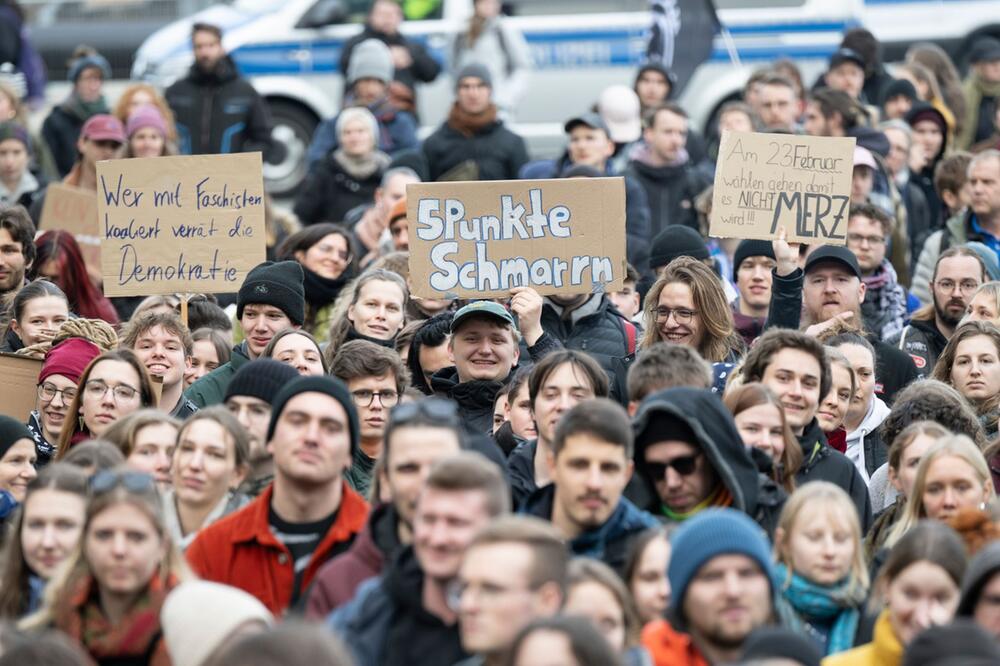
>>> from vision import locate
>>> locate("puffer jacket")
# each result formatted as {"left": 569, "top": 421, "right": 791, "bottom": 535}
{"left": 797, "top": 420, "right": 873, "bottom": 532}
{"left": 293, "top": 150, "right": 388, "bottom": 225}
{"left": 911, "top": 209, "right": 983, "bottom": 304}
{"left": 629, "top": 387, "right": 786, "bottom": 535}
{"left": 888, "top": 318, "right": 948, "bottom": 378}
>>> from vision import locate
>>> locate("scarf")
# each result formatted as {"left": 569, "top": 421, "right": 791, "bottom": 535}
{"left": 302, "top": 266, "right": 350, "bottom": 309}
{"left": 774, "top": 563, "right": 862, "bottom": 655}
{"left": 345, "top": 324, "right": 396, "bottom": 348}
{"left": 446, "top": 102, "right": 498, "bottom": 137}
{"left": 862, "top": 261, "right": 907, "bottom": 340}
{"left": 332, "top": 148, "right": 391, "bottom": 181}
{"left": 61, "top": 92, "right": 109, "bottom": 122}
{"left": 56, "top": 571, "right": 177, "bottom": 663}
{"left": 959, "top": 73, "right": 1000, "bottom": 150}
{"left": 660, "top": 485, "right": 732, "bottom": 522}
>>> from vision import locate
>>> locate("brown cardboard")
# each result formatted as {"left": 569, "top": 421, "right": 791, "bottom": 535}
{"left": 39, "top": 183, "right": 101, "bottom": 272}
{"left": 96, "top": 153, "right": 267, "bottom": 297}
{"left": 710, "top": 131, "right": 856, "bottom": 245}
{"left": 0, "top": 353, "right": 43, "bottom": 422}
{"left": 406, "top": 178, "right": 626, "bottom": 299}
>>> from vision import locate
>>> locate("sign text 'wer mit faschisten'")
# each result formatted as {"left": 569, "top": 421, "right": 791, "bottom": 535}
{"left": 406, "top": 178, "right": 626, "bottom": 300}
{"left": 96, "top": 152, "right": 266, "bottom": 297}
{"left": 710, "top": 131, "right": 856, "bottom": 245}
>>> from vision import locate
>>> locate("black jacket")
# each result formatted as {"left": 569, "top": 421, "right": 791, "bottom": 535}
{"left": 294, "top": 152, "right": 385, "bottom": 225}
{"left": 507, "top": 439, "right": 537, "bottom": 509}
{"left": 888, "top": 318, "right": 948, "bottom": 379}
{"left": 630, "top": 387, "right": 786, "bottom": 536}
{"left": 796, "top": 420, "right": 873, "bottom": 531}
{"left": 421, "top": 118, "right": 528, "bottom": 182}
{"left": 165, "top": 56, "right": 273, "bottom": 157}
{"left": 624, "top": 155, "right": 709, "bottom": 235}
{"left": 41, "top": 101, "right": 91, "bottom": 177}
{"left": 340, "top": 26, "right": 441, "bottom": 96}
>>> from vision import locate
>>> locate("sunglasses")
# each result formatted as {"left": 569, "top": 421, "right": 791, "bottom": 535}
{"left": 645, "top": 452, "right": 702, "bottom": 479}
{"left": 390, "top": 398, "right": 460, "bottom": 426}
{"left": 89, "top": 470, "right": 158, "bottom": 495}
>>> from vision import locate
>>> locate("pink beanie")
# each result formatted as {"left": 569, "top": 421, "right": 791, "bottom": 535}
{"left": 126, "top": 104, "right": 168, "bottom": 139}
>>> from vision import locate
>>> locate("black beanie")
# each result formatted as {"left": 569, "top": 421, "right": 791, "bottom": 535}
{"left": 267, "top": 375, "right": 359, "bottom": 454}
{"left": 0, "top": 415, "right": 33, "bottom": 460}
{"left": 225, "top": 358, "right": 301, "bottom": 405}
{"left": 902, "top": 620, "right": 1000, "bottom": 666}
{"left": 237, "top": 261, "right": 305, "bottom": 326}
{"left": 649, "top": 225, "right": 709, "bottom": 272}
{"left": 732, "top": 239, "right": 776, "bottom": 281}
{"left": 742, "top": 627, "right": 821, "bottom": 666}
{"left": 883, "top": 78, "right": 917, "bottom": 105}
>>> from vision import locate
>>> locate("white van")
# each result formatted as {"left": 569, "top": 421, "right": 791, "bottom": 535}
{"left": 132, "top": 0, "right": 999, "bottom": 195}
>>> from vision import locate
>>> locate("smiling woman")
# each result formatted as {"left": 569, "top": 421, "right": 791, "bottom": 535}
{"left": 0, "top": 280, "right": 69, "bottom": 353}
{"left": 0, "top": 416, "right": 38, "bottom": 504}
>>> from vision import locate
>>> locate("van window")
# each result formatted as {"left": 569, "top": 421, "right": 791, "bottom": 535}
{"left": 505, "top": 0, "right": 646, "bottom": 15}
{"left": 716, "top": 0, "right": 806, "bottom": 7}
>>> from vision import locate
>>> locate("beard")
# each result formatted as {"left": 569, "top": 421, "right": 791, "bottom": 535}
{"left": 0, "top": 264, "right": 24, "bottom": 293}
{"left": 934, "top": 293, "right": 966, "bottom": 328}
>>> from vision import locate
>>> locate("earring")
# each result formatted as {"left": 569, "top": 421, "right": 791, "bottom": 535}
{"left": 78, "top": 415, "right": 85, "bottom": 432}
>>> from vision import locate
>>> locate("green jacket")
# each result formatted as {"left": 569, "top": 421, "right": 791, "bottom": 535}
{"left": 184, "top": 343, "right": 251, "bottom": 408}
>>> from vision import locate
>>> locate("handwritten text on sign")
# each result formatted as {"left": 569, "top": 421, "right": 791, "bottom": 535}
{"left": 710, "top": 131, "right": 856, "bottom": 245}
{"left": 407, "top": 178, "right": 626, "bottom": 299}
{"left": 96, "top": 153, "right": 266, "bottom": 297}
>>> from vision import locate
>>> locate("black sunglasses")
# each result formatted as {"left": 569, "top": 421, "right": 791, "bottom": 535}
{"left": 390, "top": 398, "right": 459, "bottom": 426}
{"left": 645, "top": 452, "right": 702, "bottom": 479}
{"left": 89, "top": 470, "right": 158, "bottom": 495}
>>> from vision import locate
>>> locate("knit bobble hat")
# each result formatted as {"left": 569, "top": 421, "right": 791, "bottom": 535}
{"left": 39, "top": 338, "right": 101, "bottom": 385}
{"left": 161, "top": 581, "right": 274, "bottom": 666}
{"left": 0, "top": 415, "right": 34, "bottom": 460}
{"left": 224, "top": 358, "right": 301, "bottom": 405}
{"left": 732, "top": 239, "right": 776, "bottom": 281}
{"left": 668, "top": 508, "right": 773, "bottom": 622}
{"left": 267, "top": 375, "right": 359, "bottom": 454}
{"left": 347, "top": 38, "right": 394, "bottom": 86}
{"left": 67, "top": 52, "right": 111, "bottom": 83}
{"left": 455, "top": 63, "right": 493, "bottom": 90}
{"left": 125, "top": 104, "right": 168, "bottom": 139}
{"left": 649, "top": 225, "right": 709, "bottom": 271}
{"left": 237, "top": 260, "right": 305, "bottom": 326}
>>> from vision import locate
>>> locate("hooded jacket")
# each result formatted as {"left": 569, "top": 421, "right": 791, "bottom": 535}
{"left": 630, "top": 387, "right": 785, "bottom": 535}
{"left": 888, "top": 317, "right": 948, "bottom": 378}
{"left": 430, "top": 367, "right": 505, "bottom": 436}
{"left": 293, "top": 149, "right": 389, "bottom": 224}
{"left": 329, "top": 546, "right": 467, "bottom": 666}
{"left": 796, "top": 420, "right": 873, "bottom": 531}
{"left": 624, "top": 142, "right": 709, "bottom": 234}
{"left": 165, "top": 55, "right": 273, "bottom": 157}
{"left": 522, "top": 484, "right": 658, "bottom": 574}
{"left": 845, "top": 396, "right": 891, "bottom": 480}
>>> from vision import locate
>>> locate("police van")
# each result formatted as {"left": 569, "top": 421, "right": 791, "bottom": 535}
{"left": 132, "top": 0, "right": 1000, "bottom": 195}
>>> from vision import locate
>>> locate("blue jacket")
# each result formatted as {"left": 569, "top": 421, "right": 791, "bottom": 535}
{"left": 306, "top": 99, "right": 418, "bottom": 167}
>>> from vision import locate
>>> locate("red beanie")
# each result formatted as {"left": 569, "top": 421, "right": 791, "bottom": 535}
{"left": 38, "top": 338, "right": 101, "bottom": 385}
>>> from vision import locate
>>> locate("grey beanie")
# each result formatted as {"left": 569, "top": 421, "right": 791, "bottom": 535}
{"left": 455, "top": 63, "right": 492, "bottom": 90}
{"left": 347, "top": 38, "right": 394, "bottom": 86}
{"left": 67, "top": 53, "right": 112, "bottom": 83}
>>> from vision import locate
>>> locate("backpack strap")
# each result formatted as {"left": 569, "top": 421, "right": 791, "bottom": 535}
{"left": 621, "top": 318, "right": 638, "bottom": 355}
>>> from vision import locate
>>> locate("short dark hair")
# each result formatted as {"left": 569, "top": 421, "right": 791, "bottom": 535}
{"left": 119, "top": 311, "right": 194, "bottom": 356}
{"left": 468, "top": 516, "right": 569, "bottom": 597}
{"left": 849, "top": 202, "right": 894, "bottom": 237}
{"left": 807, "top": 87, "right": 864, "bottom": 130}
{"left": 627, "top": 343, "right": 712, "bottom": 401}
{"left": 624, "top": 263, "right": 640, "bottom": 285}
{"left": 190, "top": 327, "right": 231, "bottom": 368}
{"left": 407, "top": 312, "right": 454, "bottom": 395}
{"left": 552, "top": 398, "right": 633, "bottom": 459}
{"left": 643, "top": 101, "right": 688, "bottom": 129}
{"left": 186, "top": 295, "right": 233, "bottom": 332}
{"left": 0, "top": 204, "right": 36, "bottom": 270}
{"left": 424, "top": 452, "right": 510, "bottom": 518}
{"left": 276, "top": 223, "right": 354, "bottom": 266}
{"left": 528, "top": 350, "right": 610, "bottom": 409}
{"left": 933, "top": 246, "right": 987, "bottom": 284}
{"left": 934, "top": 152, "right": 973, "bottom": 196}
{"left": 331, "top": 339, "right": 410, "bottom": 394}
{"left": 191, "top": 22, "right": 222, "bottom": 41}
{"left": 742, "top": 328, "right": 832, "bottom": 401}
{"left": 760, "top": 73, "right": 796, "bottom": 92}
{"left": 505, "top": 616, "right": 622, "bottom": 666}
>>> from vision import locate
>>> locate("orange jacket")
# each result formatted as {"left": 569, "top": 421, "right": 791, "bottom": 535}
{"left": 642, "top": 619, "right": 711, "bottom": 666}
{"left": 186, "top": 482, "right": 369, "bottom": 616}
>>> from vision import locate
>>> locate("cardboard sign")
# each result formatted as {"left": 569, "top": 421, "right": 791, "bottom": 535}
{"left": 0, "top": 353, "right": 43, "bottom": 422}
{"left": 39, "top": 183, "right": 101, "bottom": 272}
{"left": 710, "top": 131, "right": 856, "bottom": 245}
{"left": 407, "top": 178, "right": 626, "bottom": 299}
{"left": 96, "top": 153, "right": 267, "bottom": 297}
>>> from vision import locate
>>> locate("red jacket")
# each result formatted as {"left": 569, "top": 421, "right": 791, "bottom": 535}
{"left": 642, "top": 619, "right": 710, "bottom": 666}
{"left": 186, "top": 481, "right": 369, "bottom": 616}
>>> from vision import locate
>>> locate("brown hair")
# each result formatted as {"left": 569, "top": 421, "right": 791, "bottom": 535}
{"left": 931, "top": 321, "right": 1000, "bottom": 432}
{"left": 191, "top": 22, "right": 222, "bottom": 41}
{"left": 552, "top": 398, "right": 633, "bottom": 459}
{"left": 641, "top": 257, "right": 742, "bottom": 362}
{"left": 849, "top": 202, "right": 894, "bottom": 237}
{"left": 627, "top": 343, "right": 712, "bottom": 402}
{"left": 423, "top": 452, "right": 510, "bottom": 518}
{"left": 874, "top": 520, "right": 967, "bottom": 613}
{"left": 887, "top": 421, "right": 951, "bottom": 471}
{"left": 567, "top": 557, "right": 643, "bottom": 647}
{"left": 177, "top": 405, "right": 252, "bottom": 469}
{"left": 99, "top": 409, "right": 181, "bottom": 459}
{"left": 643, "top": 101, "right": 688, "bottom": 129}
{"left": 741, "top": 328, "right": 832, "bottom": 402}
{"left": 934, "top": 151, "right": 973, "bottom": 196}
{"left": 119, "top": 310, "right": 193, "bottom": 356}
{"left": 263, "top": 328, "right": 328, "bottom": 374}
{"left": 723, "top": 383, "right": 801, "bottom": 493}
{"left": 879, "top": 379, "right": 988, "bottom": 451}
{"left": 330, "top": 339, "right": 410, "bottom": 394}
{"left": 528, "top": 350, "right": 609, "bottom": 408}
{"left": 112, "top": 83, "right": 178, "bottom": 141}
{"left": 469, "top": 516, "right": 569, "bottom": 599}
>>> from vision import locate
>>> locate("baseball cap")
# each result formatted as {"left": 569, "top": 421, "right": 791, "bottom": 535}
{"left": 81, "top": 114, "right": 126, "bottom": 144}
{"left": 597, "top": 85, "right": 641, "bottom": 143}
{"left": 564, "top": 111, "right": 610, "bottom": 136}
{"left": 853, "top": 145, "right": 877, "bottom": 170}
{"left": 804, "top": 245, "right": 862, "bottom": 280}
{"left": 829, "top": 47, "right": 866, "bottom": 70}
{"left": 451, "top": 301, "right": 517, "bottom": 333}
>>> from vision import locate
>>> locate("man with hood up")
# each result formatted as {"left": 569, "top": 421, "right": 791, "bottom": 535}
{"left": 629, "top": 386, "right": 786, "bottom": 536}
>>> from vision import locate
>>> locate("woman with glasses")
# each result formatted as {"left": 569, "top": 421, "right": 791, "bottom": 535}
{"left": 326, "top": 269, "right": 409, "bottom": 355}
{"left": 20, "top": 469, "right": 188, "bottom": 664}
{"left": 102, "top": 410, "right": 181, "bottom": 490}
{"left": 162, "top": 408, "right": 251, "bottom": 550}
{"left": 28, "top": 338, "right": 101, "bottom": 466}
{"left": 932, "top": 321, "right": 1000, "bottom": 438}
{"left": 278, "top": 224, "right": 355, "bottom": 344}
{"left": 0, "top": 416, "right": 39, "bottom": 507}
{"left": 0, "top": 464, "right": 88, "bottom": 619}
{"left": 54, "top": 350, "right": 156, "bottom": 461}
{"left": 0, "top": 280, "right": 69, "bottom": 354}
{"left": 263, "top": 329, "right": 327, "bottom": 376}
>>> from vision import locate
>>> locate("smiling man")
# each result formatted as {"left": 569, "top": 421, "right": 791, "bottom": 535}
{"left": 186, "top": 260, "right": 304, "bottom": 408}
{"left": 187, "top": 375, "right": 369, "bottom": 615}
{"left": 121, "top": 311, "right": 197, "bottom": 418}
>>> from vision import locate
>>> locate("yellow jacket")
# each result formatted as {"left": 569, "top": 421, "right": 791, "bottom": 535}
{"left": 823, "top": 611, "right": 902, "bottom": 666}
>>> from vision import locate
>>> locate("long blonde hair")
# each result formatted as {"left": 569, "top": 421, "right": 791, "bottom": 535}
{"left": 775, "top": 482, "right": 869, "bottom": 598}
{"left": 885, "top": 435, "right": 995, "bottom": 548}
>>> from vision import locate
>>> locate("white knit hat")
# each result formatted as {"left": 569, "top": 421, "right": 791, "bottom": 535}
{"left": 161, "top": 581, "right": 274, "bottom": 666}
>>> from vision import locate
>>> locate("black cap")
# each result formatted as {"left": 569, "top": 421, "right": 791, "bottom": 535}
{"left": 970, "top": 36, "right": 1000, "bottom": 64}
{"left": 649, "top": 225, "right": 709, "bottom": 271}
{"left": 564, "top": 111, "right": 609, "bottom": 135}
{"left": 829, "top": 47, "right": 866, "bottom": 70}
{"left": 742, "top": 627, "right": 822, "bottom": 666}
{"left": 804, "top": 245, "right": 862, "bottom": 279}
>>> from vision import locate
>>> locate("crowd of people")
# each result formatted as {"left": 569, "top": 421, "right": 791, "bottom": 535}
{"left": 1, "top": 0, "right": 1000, "bottom": 664}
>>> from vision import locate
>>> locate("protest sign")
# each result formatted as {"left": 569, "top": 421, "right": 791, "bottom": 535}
{"left": 0, "top": 353, "right": 42, "bottom": 422}
{"left": 710, "top": 131, "right": 856, "bottom": 245}
{"left": 96, "top": 153, "right": 266, "bottom": 297}
{"left": 39, "top": 183, "right": 101, "bottom": 272}
{"left": 407, "top": 178, "right": 626, "bottom": 299}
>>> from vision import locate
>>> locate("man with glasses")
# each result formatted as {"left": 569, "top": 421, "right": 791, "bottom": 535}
{"left": 847, "top": 203, "right": 910, "bottom": 341}
{"left": 893, "top": 246, "right": 987, "bottom": 376}
{"left": 523, "top": 398, "right": 656, "bottom": 573}
{"left": 331, "top": 453, "right": 509, "bottom": 666}
{"left": 330, "top": 339, "right": 410, "bottom": 498}
{"left": 631, "top": 386, "right": 784, "bottom": 534}
{"left": 307, "top": 398, "right": 464, "bottom": 618}
{"left": 27, "top": 338, "right": 100, "bottom": 465}
{"left": 454, "top": 516, "right": 567, "bottom": 666}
